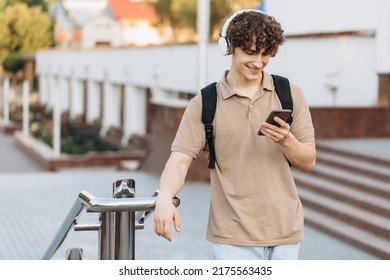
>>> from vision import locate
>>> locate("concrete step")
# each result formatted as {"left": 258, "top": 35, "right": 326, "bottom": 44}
{"left": 294, "top": 139, "right": 390, "bottom": 259}
{"left": 309, "top": 164, "right": 390, "bottom": 199}
{"left": 293, "top": 170, "right": 390, "bottom": 218}
{"left": 316, "top": 140, "right": 390, "bottom": 168}
{"left": 303, "top": 207, "right": 390, "bottom": 259}
{"left": 316, "top": 149, "right": 390, "bottom": 182}
{"left": 298, "top": 187, "right": 390, "bottom": 239}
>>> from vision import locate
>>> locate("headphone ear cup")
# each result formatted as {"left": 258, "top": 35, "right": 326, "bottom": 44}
{"left": 218, "top": 36, "right": 229, "bottom": 56}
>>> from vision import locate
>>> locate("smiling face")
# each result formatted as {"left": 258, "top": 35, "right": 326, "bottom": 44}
{"left": 222, "top": 11, "right": 284, "bottom": 85}
{"left": 230, "top": 43, "right": 271, "bottom": 83}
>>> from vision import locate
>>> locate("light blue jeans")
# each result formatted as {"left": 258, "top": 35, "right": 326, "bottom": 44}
{"left": 212, "top": 242, "right": 300, "bottom": 260}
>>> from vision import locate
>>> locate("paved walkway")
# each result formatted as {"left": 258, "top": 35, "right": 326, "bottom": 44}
{"left": 0, "top": 132, "right": 383, "bottom": 260}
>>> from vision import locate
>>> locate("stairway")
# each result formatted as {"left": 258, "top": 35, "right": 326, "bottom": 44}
{"left": 293, "top": 140, "right": 390, "bottom": 259}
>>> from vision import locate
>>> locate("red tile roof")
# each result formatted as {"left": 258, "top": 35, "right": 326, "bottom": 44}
{"left": 108, "top": 0, "right": 158, "bottom": 20}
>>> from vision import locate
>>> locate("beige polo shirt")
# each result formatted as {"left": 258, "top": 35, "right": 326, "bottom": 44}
{"left": 171, "top": 71, "right": 315, "bottom": 247}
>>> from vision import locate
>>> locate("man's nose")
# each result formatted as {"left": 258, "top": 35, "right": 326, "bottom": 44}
{"left": 253, "top": 55, "right": 264, "bottom": 67}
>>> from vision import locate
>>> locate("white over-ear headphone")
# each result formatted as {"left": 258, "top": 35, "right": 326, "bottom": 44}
{"left": 218, "top": 9, "right": 268, "bottom": 56}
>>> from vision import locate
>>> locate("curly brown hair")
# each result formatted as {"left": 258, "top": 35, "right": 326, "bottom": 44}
{"left": 222, "top": 11, "right": 285, "bottom": 57}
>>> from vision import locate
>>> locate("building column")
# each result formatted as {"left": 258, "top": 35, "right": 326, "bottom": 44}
{"left": 122, "top": 84, "right": 147, "bottom": 145}
{"left": 69, "top": 77, "right": 84, "bottom": 119}
{"left": 48, "top": 75, "right": 56, "bottom": 110}
{"left": 53, "top": 76, "right": 61, "bottom": 157}
{"left": 59, "top": 77, "right": 70, "bottom": 113}
{"left": 86, "top": 79, "right": 100, "bottom": 123}
{"left": 100, "top": 80, "right": 121, "bottom": 137}
{"left": 38, "top": 75, "right": 48, "bottom": 105}
{"left": 2, "top": 77, "right": 10, "bottom": 124}
{"left": 197, "top": 0, "right": 210, "bottom": 91}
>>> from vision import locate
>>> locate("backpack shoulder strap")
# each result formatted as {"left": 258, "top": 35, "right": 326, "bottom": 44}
{"left": 201, "top": 82, "right": 217, "bottom": 169}
{"left": 271, "top": 74, "right": 293, "bottom": 167}
{"left": 271, "top": 74, "right": 293, "bottom": 125}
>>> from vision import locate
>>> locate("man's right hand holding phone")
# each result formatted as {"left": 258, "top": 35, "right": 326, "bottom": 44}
{"left": 258, "top": 109, "right": 292, "bottom": 144}
{"left": 258, "top": 109, "right": 316, "bottom": 173}
{"left": 258, "top": 109, "right": 292, "bottom": 143}
{"left": 259, "top": 116, "right": 292, "bottom": 144}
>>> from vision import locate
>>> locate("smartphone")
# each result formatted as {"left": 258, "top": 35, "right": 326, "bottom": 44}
{"left": 258, "top": 109, "right": 292, "bottom": 135}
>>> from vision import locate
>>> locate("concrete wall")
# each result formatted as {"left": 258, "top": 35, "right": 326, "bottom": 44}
{"left": 36, "top": 35, "right": 380, "bottom": 110}
{"left": 267, "top": 0, "right": 377, "bottom": 35}
{"left": 267, "top": 34, "right": 377, "bottom": 107}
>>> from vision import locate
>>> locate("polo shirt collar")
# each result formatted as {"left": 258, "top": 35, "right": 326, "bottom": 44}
{"left": 219, "top": 70, "right": 274, "bottom": 99}
{"left": 262, "top": 72, "right": 274, "bottom": 92}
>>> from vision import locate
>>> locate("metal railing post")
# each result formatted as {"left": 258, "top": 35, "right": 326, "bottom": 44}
{"left": 113, "top": 179, "right": 135, "bottom": 260}
{"left": 99, "top": 212, "right": 113, "bottom": 260}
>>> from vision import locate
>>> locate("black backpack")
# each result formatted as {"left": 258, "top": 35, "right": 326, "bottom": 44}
{"left": 201, "top": 74, "right": 293, "bottom": 169}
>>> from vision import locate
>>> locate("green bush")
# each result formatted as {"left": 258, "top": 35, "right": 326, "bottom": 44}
{"left": 28, "top": 108, "right": 120, "bottom": 155}
{"left": 2, "top": 53, "right": 24, "bottom": 73}
{"left": 60, "top": 121, "right": 119, "bottom": 155}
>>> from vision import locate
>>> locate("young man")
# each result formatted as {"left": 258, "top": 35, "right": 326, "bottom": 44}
{"left": 153, "top": 9, "right": 316, "bottom": 260}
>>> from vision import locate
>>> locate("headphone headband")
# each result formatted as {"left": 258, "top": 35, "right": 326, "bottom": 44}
{"left": 218, "top": 9, "right": 268, "bottom": 55}
{"left": 220, "top": 9, "right": 268, "bottom": 37}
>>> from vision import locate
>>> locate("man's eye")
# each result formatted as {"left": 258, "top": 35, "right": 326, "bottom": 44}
{"left": 245, "top": 50, "right": 257, "bottom": 55}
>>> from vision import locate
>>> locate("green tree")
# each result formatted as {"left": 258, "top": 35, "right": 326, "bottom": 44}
{"left": 153, "top": 0, "right": 261, "bottom": 42}
{"left": 212, "top": 0, "right": 262, "bottom": 36}
{"left": 155, "top": 0, "right": 173, "bottom": 24}
{"left": 0, "top": 0, "right": 49, "bottom": 11}
{"left": 171, "top": 0, "right": 197, "bottom": 28}
{"left": 210, "top": 0, "right": 233, "bottom": 36}
{"left": 27, "top": 0, "right": 49, "bottom": 11}
{"left": 0, "top": 2, "right": 53, "bottom": 63}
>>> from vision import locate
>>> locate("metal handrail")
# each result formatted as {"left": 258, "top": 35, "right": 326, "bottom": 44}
{"left": 79, "top": 191, "right": 159, "bottom": 212}
{"left": 42, "top": 188, "right": 179, "bottom": 260}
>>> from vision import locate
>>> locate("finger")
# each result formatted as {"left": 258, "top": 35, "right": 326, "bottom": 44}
{"left": 153, "top": 212, "right": 167, "bottom": 236}
{"left": 262, "top": 126, "right": 285, "bottom": 143}
{"left": 163, "top": 221, "right": 172, "bottom": 241}
{"left": 153, "top": 220, "right": 157, "bottom": 234}
{"left": 173, "top": 209, "right": 181, "bottom": 233}
{"left": 153, "top": 217, "right": 162, "bottom": 236}
{"left": 273, "top": 116, "right": 285, "bottom": 126}
{"left": 274, "top": 117, "right": 290, "bottom": 131}
{"left": 261, "top": 124, "right": 278, "bottom": 137}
